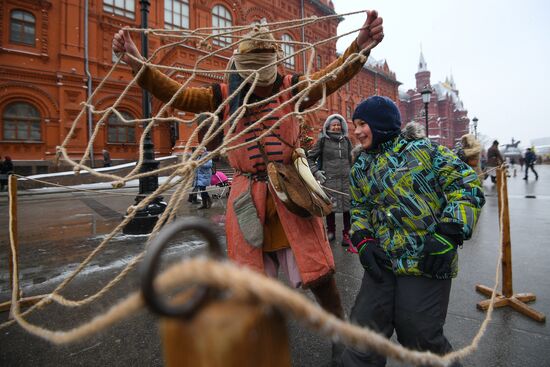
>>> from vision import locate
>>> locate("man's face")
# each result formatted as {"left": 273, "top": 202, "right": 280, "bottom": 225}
{"left": 353, "top": 119, "right": 373, "bottom": 149}
{"left": 328, "top": 119, "right": 342, "bottom": 133}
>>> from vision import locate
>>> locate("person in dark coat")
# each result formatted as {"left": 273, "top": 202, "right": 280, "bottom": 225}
{"left": 523, "top": 148, "right": 539, "bottom": 180}
{"left": 0, "top": 156, "right": 14, "bottom": 191}
{"left": 307, "top": 114, "right": 353, "bottom": 246}
{"left": 102, "top": 149, "right": 112, "bottom": 167}
{"left": 486, "top": 140, "right": 504, "bottom": 183}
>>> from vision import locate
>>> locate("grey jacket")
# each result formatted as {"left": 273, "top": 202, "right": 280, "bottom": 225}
{"left": 307, "top": 114, "right": 352, "bottom": 213}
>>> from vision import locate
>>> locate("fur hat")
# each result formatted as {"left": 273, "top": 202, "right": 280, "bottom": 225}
{"left": 454, "top": 134, "right": 481, "bottom": 162}
{"left": 236, "top": 26, "right": 280, "bottom": 54}
{"left": 352, "top": 96, "right": 402, "bottom": 148}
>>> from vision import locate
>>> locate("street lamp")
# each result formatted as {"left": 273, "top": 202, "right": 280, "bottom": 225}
{"left": 123, "top": 0, "right": 166, "bottom": 234}
{"left": 472, "top": 116, "right": 478, "bottom": 138}
{"left": 420, "top": 85, "right": 432, "bottom": 138}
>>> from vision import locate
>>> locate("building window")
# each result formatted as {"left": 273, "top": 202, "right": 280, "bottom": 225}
{"left": 316, "top": 55, "right": 322, "bottom": 69}
{"left": 281, "top": 34, "right": 295, "bottom": 69}
{"left": 2, "top": 102, "right": 41, "bottom": 141}
{"left": 10, "top": 10, "right": 36, "bottom": 46}
{"left": 165, "top": 0, "right": 189, "bottom": 29}
{"left": 212, "top": 5, "right": 232, "bottom": 47}
{"left": 103, "top": 0, "right": 135, "bottom": 19}
{"left": 346, "top": 105, "right": 352, "bottom": 120}
{"left": 107, "top": 111, "right": 136, "bottom": 143}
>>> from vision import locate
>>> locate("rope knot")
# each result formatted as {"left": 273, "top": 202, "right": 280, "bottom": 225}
{"left": 126, "top": 205, "right": 136, "bottom": 215}
{"left": 112, "top": 181, "right": 125, "bottom": 189}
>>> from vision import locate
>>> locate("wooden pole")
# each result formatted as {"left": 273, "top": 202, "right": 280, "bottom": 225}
{"left": 497, "top": 167, "right": 513, "bottom": 297}
{"left": 8, "top": 174, "right": 18, "bottom": 301}
{"left": 161, "top": 296, "right": 291, "bottom": 367}
{"left": 0, "top": 175, "right": 46, "bottom": 313}
{"left": 475, "top": 166, "right": 545, "bottom": 323}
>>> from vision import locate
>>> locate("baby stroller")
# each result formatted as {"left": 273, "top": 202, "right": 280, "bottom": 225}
{"left": 210, "top": 171, "right": 231, "bottom": 199}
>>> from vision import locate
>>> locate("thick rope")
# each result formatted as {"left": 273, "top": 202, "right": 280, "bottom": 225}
{"left": 2, "top": 16, "right": 373, "bottom": 316}
{"left": 2, "top": 11, "right": 506, "bottom": 366}
{"left": 4, "top": 176, "right": 505, "bottom": 366}
{"left": 6, "top": 255, "right": 502, "bottom": 367}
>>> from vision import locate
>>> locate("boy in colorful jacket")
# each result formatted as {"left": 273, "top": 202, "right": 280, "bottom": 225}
{"left": 341, "top": 96, "right": 485, "bottom": 367}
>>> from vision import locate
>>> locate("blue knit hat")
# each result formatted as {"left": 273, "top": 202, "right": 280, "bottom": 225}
{"left": 352, "top": 96, "right": 402, "bottom": 148}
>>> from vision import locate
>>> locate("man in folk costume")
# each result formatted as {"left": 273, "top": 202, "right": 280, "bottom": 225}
{"left": 113, "top": 9, "right": 383, "bottom": 349}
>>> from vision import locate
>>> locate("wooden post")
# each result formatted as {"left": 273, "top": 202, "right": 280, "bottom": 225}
{"left": 161, "top": 297, "right": 291, "bottom": 367}
{"left": 0, "top": 175, "right": 46, "bottom": 313}
{"left": 8, "top": 174, "right": 18, "bottom": 301}
{"left": 497, "top": 166, "right": 513, "bottom": 298}
{"left": 475, "top": 167, "right": 546, "bottom": 323}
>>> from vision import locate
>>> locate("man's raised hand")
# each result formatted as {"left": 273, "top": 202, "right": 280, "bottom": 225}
{"left": 356, "top": 10, "right": 384, "bottom": 50}
{"left": 112, "top": 29, "right": 142, "bottom": 71}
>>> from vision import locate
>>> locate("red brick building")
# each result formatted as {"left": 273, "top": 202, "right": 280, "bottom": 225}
{"left": 398, "top": 51, "right": 470, "bottom": 148}
{"left": 0, "top": 0, "right": 398, "bottom": 174}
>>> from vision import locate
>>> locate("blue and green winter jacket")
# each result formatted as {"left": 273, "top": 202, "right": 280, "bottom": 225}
{"left": 349, "top": 123, "right": 485, "bottom": 278}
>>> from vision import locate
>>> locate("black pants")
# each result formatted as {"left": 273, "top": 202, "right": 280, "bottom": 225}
{"left": 326, "top": 211, "right": 351, "bottom": 234}
{"left": 524, "top": 164, "right": 538, "bottom": 179}
{"left": 196, "top": 185, "right": 210, "bottom": 202}
{"left": 341, "top": 268, "right": 460, "bottom": 367}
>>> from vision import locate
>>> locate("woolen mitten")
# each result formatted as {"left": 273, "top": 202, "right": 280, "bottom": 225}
{"left": 233, "top": 188, "right": 263, "bottom": 248}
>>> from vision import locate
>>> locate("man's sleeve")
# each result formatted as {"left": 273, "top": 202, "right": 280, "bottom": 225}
{"left": 434, "top": 145, "right": 486, "bottom": 240}
{"left": 349, "top": 160, "right": 375, "bottom": 236}
{"left": 135, "top": 66, "right": 216, "bottom": 113}
{"left": 293, "top": 40, "right": 368, "bottom": 109}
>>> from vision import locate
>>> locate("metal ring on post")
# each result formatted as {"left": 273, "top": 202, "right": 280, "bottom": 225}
{"left": 140, "top": 217, "right": 224, "bottom": 318}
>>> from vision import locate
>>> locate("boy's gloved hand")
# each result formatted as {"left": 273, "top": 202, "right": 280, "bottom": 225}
{"left": 419, "top": 223, "right": 463, "bottom": 278}
{"left": 351, "top": 230, "right": 387, "bottom": 282}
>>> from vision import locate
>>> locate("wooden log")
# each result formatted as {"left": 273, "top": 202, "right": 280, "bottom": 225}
{"left": 508, "top": 297, "right": 546, "bottom": 323}
{"left": 515, "top": 293, "right": 537, "bottom": 303}
{"left": 161, "top": 297, "right": 291, "bottom": 367}
{"left": 476, "top": 296, "right": 508, "bottom": 311}
{"left": 475, "top": 284, "right": 502, "bottom": 298}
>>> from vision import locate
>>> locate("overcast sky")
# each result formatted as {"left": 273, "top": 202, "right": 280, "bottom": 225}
{"left": 333, "top": 0, "right": 550, "bottom": 148}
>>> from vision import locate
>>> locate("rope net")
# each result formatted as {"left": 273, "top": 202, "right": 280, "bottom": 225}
{"left": 2, "top": 11, "right": 502, "bottom": 366}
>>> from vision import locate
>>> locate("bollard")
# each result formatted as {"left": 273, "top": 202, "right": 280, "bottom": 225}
{"left": 161, "top": 297, "right": 291, "bottom": 367}
{"left": 141, "top": 217, "right": 292, "bottom": 366}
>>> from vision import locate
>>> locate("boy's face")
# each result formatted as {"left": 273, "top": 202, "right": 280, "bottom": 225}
{"left": 353, "top": 119, "right": 373, "bottom": 149}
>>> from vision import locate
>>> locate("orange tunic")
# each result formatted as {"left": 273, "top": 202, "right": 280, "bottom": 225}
{"left": 137, "top": 41, "right": 367, "bottom": 287}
